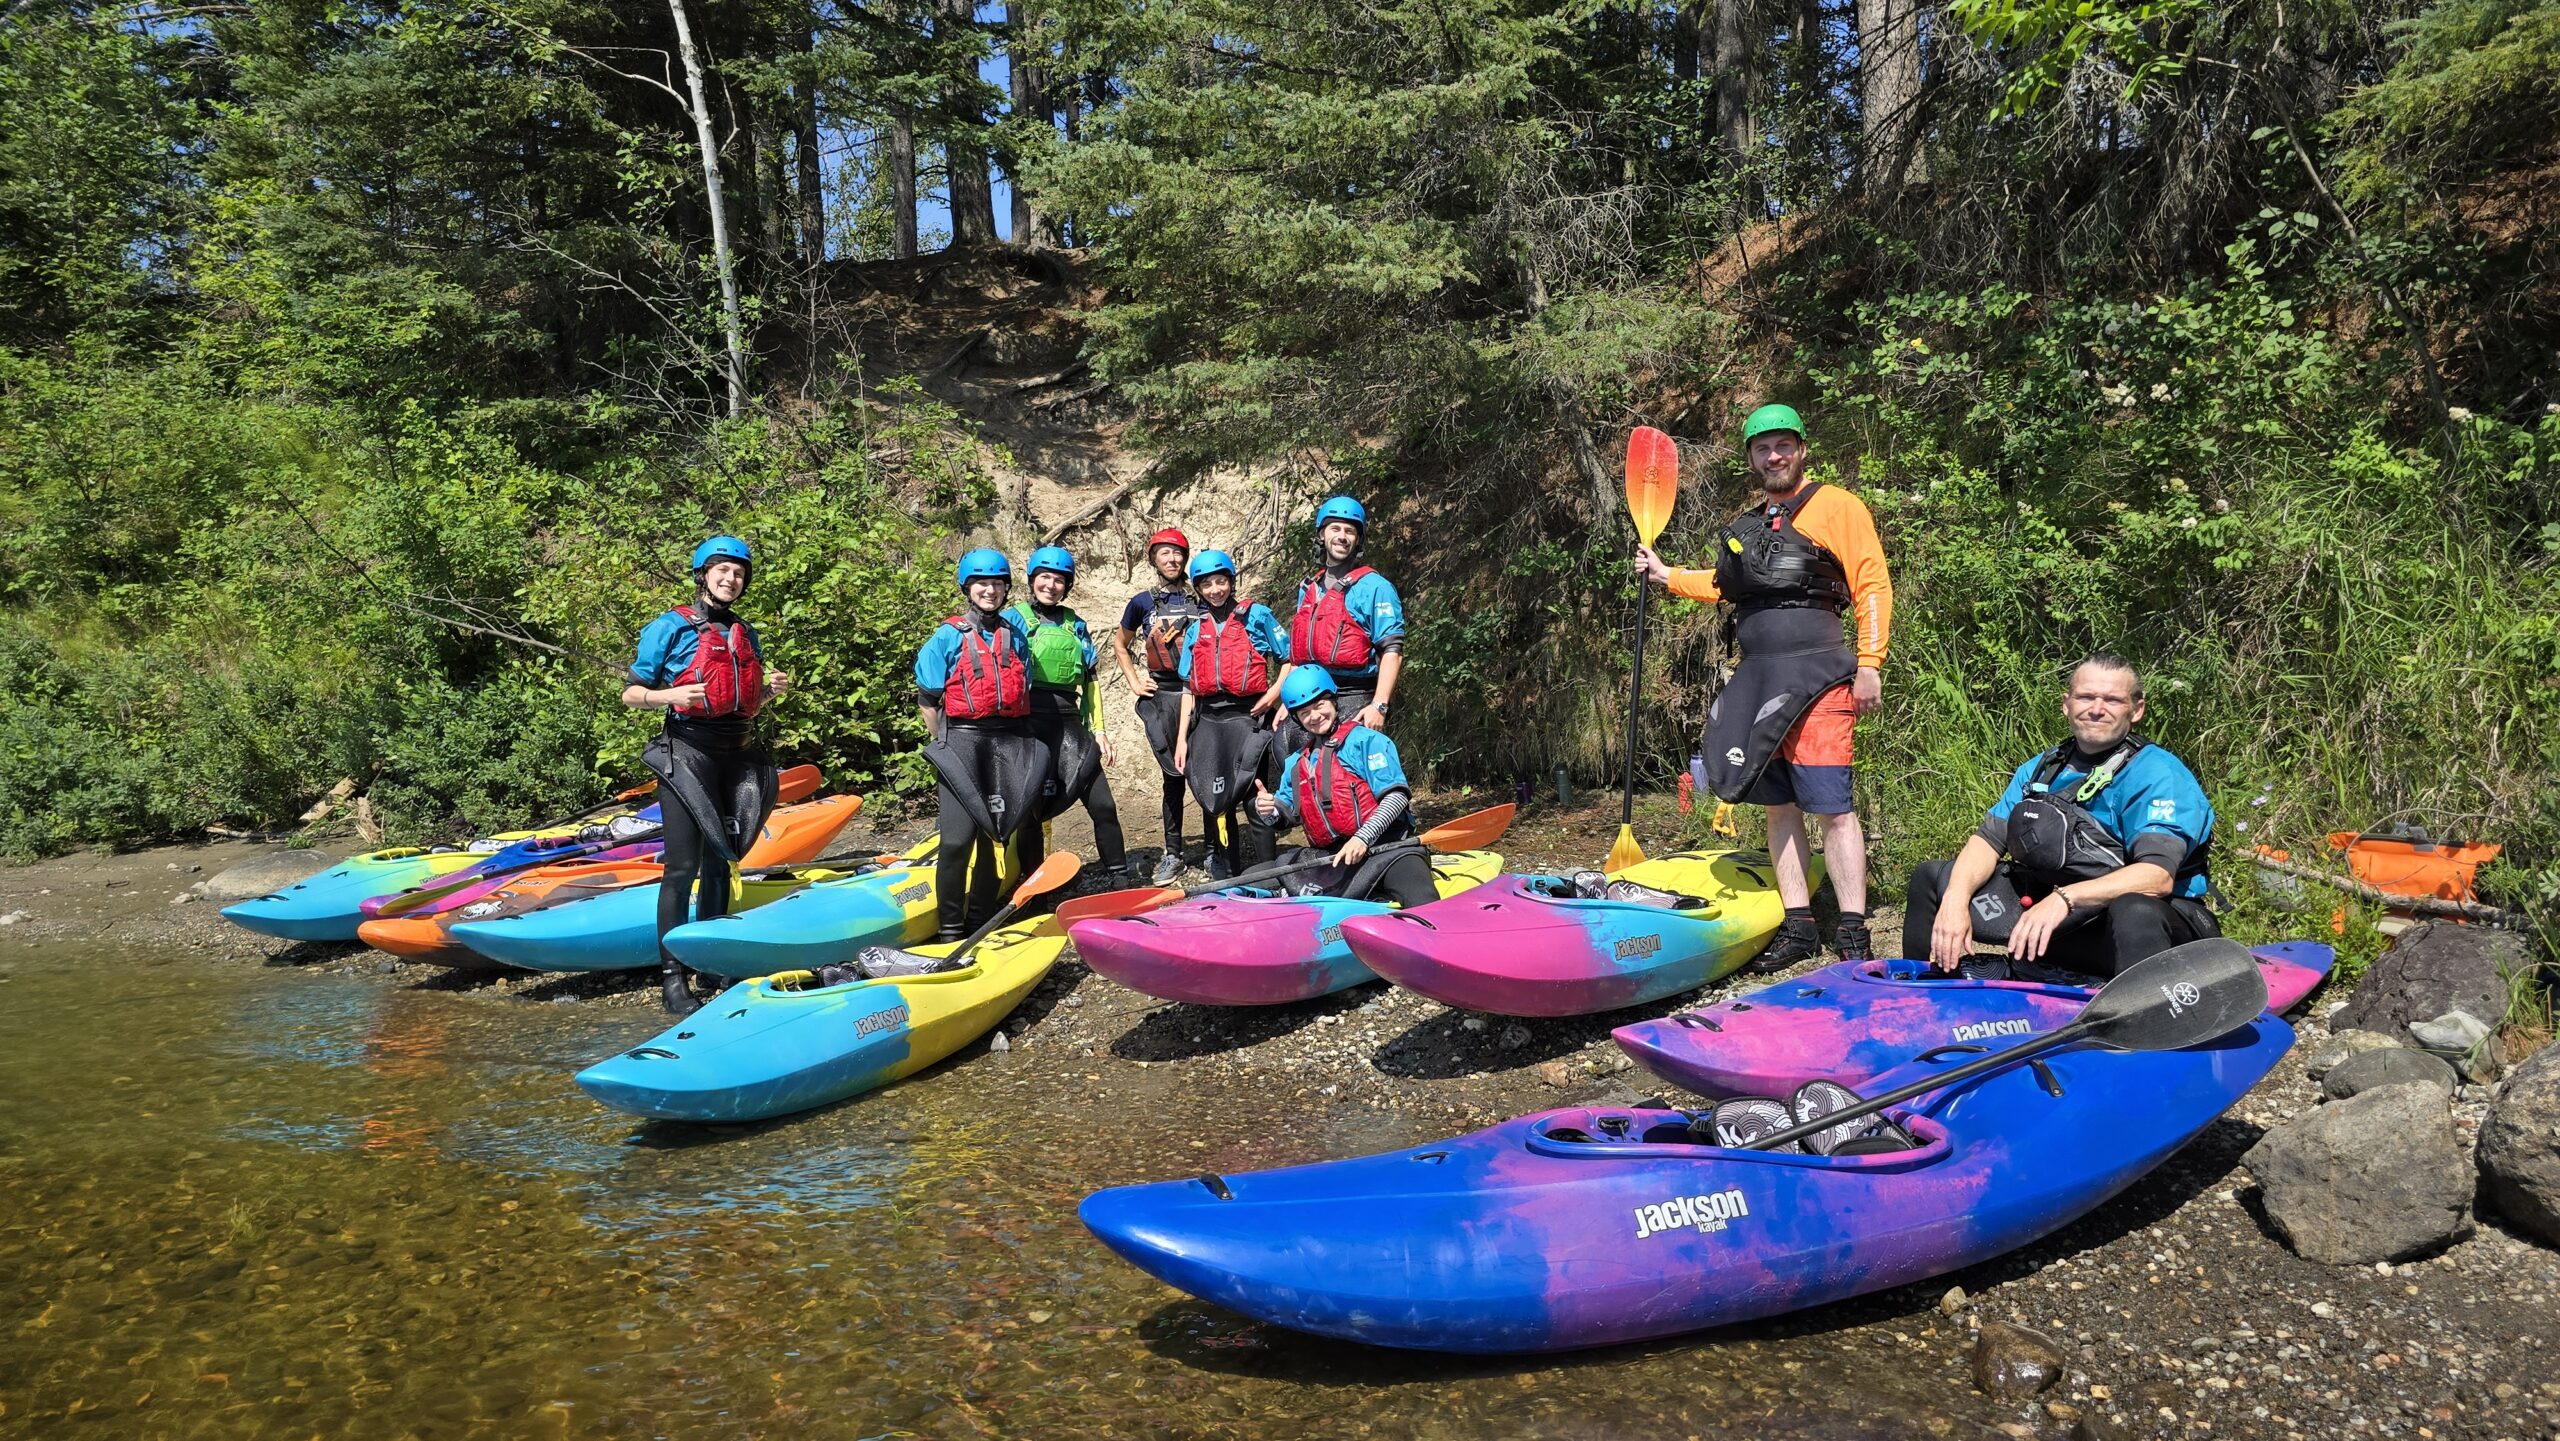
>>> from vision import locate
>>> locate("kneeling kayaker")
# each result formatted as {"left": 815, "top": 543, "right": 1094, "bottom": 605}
{"left": 1009, "top": 545, "right": 1129, "bottom": 879}
{"left": 915, "top": 549, "right": 1050, "bottom": 940}
{"left": 1171, "top": 549, "right": 1286, "bottom": 880}
{"left": 1250, "top": 667, "right": 1437, "bottom": 909}
{"left": 622, "top": 535, "right": 792, "bottom": 1014}
{"left": 1904, "top": 653, "right": 2218, "bottom": 978}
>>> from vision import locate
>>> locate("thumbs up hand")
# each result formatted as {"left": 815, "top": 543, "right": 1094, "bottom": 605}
{"left": 1252, "top": 778, "right": 1280, "bottom": 822}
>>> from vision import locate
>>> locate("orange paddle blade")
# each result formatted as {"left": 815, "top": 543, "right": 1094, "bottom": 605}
{"left": 1604, "top": 823, "right": 1647, "bottom": 875}
{"left": 1012, "top": 850, "right": 1083, "bottom": 904}
{"left": 1419, "top": 803, "right": 1517, "bottom": 853}
{"left": 1053, "top": 885, "right": 1182, "bottom": 926}
{"left": 1625, "top": 426, "right": 1679, "bottom": 547}
{"left": 775, "top": 765, "right": 824, "bottom": 805}
{"left": 614, "top": 779, "right": 660, "bottom": 802}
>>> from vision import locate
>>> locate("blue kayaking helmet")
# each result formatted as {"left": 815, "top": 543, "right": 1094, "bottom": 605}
{"left": 1026, "top": 545, "right": 1077, "bottom": 581}
{"left": 956, "top": 548, "right": 1013, "bottom": 589}
{"left": 1187, "top": 549, "right": 1238, "bottom": 583}
{"left": 1314, "top": 496, "right": 1368, "bottom": 534}
{"left": 1279, "top": 666, "right": 1339, "bottom": 713}
{"left": 691, "top": 535, "right": 752, "bottom": 576}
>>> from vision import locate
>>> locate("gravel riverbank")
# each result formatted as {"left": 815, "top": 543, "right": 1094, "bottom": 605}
{"left": 6, "top": 801, "right": 2555, "bottom": 1441}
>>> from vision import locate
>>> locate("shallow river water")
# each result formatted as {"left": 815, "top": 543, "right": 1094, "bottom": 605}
{"left": 1, "top": 941, "right": 2031, "bottom": 1439}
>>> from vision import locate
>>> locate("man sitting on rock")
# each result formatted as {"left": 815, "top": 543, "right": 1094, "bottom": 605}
{"left": 1905, "top": 654, "right": 2218, "bottom": 979}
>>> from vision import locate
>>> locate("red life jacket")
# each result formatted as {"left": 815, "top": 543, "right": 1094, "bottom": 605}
{"left": 941, "top": 617, "right": 1030, "bottom": 721}
{"left": 1186, "top": 604, "right": 1270, "bottom": 699}
{"left": 1289, "top": 566, "right": 1379, "bottom": 669}
{"left": 1291, "top": 726, "right": 1381, "bottom": 847}
{"left": 670, "top": 606, "right": 763, "bottom": 719}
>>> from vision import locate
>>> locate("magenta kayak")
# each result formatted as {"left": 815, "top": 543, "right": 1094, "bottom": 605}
{"left": 1338, "top": 850, "right": 1799, "bottom": 1017}
{"left": 1613, "top": 941, "right": 2334, "bottom": 1099}
{"left": 1068, "top": 851, "right": 1502, "bottom": 1007}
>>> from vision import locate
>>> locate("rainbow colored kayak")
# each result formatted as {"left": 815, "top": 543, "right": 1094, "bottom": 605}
{"left": 1338, "top": 850, "right": 1810, "bottom": 1017}
{"left": 662, "top": 835, "right": 963, "bottom": 980}
{"left": 1612, "top": 941, "right": 2334, "bottom": 1100}
{"left": 1067, "top": 850, "right": 1503, "bottom": 1006}
{"left": 1081, "top": 1011, "right": 2294, "bottom": 1352}
{"left": 575, "top": 917, "right": 1068, "bottom": 1122}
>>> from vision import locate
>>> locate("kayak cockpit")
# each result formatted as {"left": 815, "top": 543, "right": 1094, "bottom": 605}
{"left": 1518, "top": 1107, "right": 1951, "bottom": 1171}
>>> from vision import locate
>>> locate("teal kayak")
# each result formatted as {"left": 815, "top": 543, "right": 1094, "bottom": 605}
{"left": 659, "top": 834, "right": 995, "bottom": 980}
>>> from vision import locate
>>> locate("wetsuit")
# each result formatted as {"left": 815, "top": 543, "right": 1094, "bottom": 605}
{"left": 1902, "top": 737, "right": 2219, "bottom": 977}
{"left": 1009, "top": 600, "right": 1127, "bottom": 873}
{"left": 1265, "top": 722, "right": 1437, "bottom": 909}
{"left": 1277, "top": 563, "right": 1406, "bottom": 759}
{"left": 1178, "top": 598, "right": 1287, "bottom": 874}
{"left": 1666, "top": 481, "right": 1891, "bottom": 815}
{"left": 915, "top": 611, "right": 1048, "bottom": 938}
{"left": 630, "top": 605, "right": 778, "bottom": 973}
{"left": 1122, "top": 583, "right": 1205, "bottom": 863}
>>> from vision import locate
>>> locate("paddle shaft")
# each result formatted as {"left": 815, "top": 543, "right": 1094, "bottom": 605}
{"left": 1619, "top": 584, "right": 1651, "bottom": 828}
{"left": 1744, "top": 1021, "right": 2092, "bottom": 1152}
{"left": 1177, "top": 840, "right": 1423, "bottom": 897}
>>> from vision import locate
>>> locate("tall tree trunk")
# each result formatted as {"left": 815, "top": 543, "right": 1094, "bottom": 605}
{"left": 748, "top": 95, "right": 789, "bottom": 267}
{"left": 1713, "top": 0, "right": 1756, "bottom": 177}
{"left": 1004, "top": 2, "right": 1053, "bottom": 247}
{"left": 889, "top": 107, "right": 918, "bottom": 259}
{"left": 1671, "top": 3, "right": 1699, "bottom": 83}
{"left": 1857, "top": 0, "right": 1926, "bottom": 190}
{"left": 941, "top": 0, "right": 998, "bottom": 245}
{"left": 795, "top": 67, "right": 824, "bottom": 263}
{"left": 666, "top": 0, "right": 748, "bottom": 417}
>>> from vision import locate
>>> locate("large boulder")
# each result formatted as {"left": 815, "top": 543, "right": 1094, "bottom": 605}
{"left": 2323, "top": 1045, "right": 2457, "bottom": 1101}
{"left": 2478, "top": 1041, "right": 2560, "bottom": 1248}
{"left": 194, "top": 849, "right": 338, "bottom": 902}
{"left": 2332, "top": 922, "right": 2522, "bottom": 1044}
{"left": 2246, "top": 1081, "right": 2476, "bottom": 1264}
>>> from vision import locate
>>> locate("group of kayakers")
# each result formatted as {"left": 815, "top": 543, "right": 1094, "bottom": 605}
{"left": 621, "top": 402, "right": 2223, "bottom": 1015}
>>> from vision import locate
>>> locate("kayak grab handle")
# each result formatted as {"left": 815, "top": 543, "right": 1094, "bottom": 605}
{"left": 1910, "top": 1044, "right": 1990, "bottom": 1064}
{"left": 624, "top": 1047, "right": 680, "bottom": 1060}
{"left": 1194, "top": 1174, "right": 1234, "bottom": 1200}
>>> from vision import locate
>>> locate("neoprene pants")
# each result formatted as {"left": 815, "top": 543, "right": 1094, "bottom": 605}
{"left": 1902, "top": 858, "right": 2220, "bottom": 978}
{"left": 935, "top": 785, "right": 1035, "bottom": 939}
{"left": 1028, "top": 708, "right": 1126, "bottom": 870}
{"left": 654, "top": 736, "right": 756, "bottom": 964}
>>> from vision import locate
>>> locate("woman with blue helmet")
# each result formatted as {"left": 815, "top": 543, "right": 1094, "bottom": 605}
{"left": 913, "top": 548, "right": 1051, "bottom": 939}
{"left": 1250, "top": 665, "right": 1438, "bottom": 908}
{"left": 1170, "top": 548, "right": 1288, "bottom": 879}
{"left": 1006, "top": 545, "right": 1129, "bottom": 878}
{"left": 622, "top": 534, "right": 793, "bottom": 1013}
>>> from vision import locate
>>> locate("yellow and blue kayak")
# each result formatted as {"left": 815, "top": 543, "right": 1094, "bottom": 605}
{"left": 573, "top": 916, "right": 1068, "bottom": 1122}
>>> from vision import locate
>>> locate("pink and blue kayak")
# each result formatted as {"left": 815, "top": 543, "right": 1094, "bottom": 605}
{"left": 1082, "top": 1009, "right": 2294, "bottom": 1351}
{"left": 1612, "top": 941, "right": 2333, "bottom": 1100}
{"left": 1067, "top": 851, "right": 1502, "bottom": 1007}
{"left": 1338, "top": 850, "right": 1808, "bottom": 1017}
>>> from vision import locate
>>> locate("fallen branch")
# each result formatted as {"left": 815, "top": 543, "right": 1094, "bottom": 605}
{"left": 995, "top": 360, "right": 1090, "bottom": 398}
{"left": 927, "top": 328, "right": 987, "bottom": 376}
{"left": 1040, "top": 460, "right": 1164, "bottom": 544}
{"left": 1027, "top": 379, "right": 1110, "bottom": 410}
{"left": 2251, "top": 850, "right": 2524, "bottom": 925}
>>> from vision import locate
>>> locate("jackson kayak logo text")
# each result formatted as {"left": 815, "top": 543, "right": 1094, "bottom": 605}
{"left": 1952, "top": 1018, "right": 2034, "bottom": 1042}
{"left": 1634, "top": 1187, "right": 1750, "bottom": 1239}
{"left": 853, "top": 1004, "right": 911, "bottom": 1037}
{"left": 892, "top": 880, "right": 930, "bottom": 905}
{"left": 1614, "top": 933, "right": 1663, "bottom": 962}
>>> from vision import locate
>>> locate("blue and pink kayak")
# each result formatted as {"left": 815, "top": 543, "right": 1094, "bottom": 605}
{"left": 1612, "top": 942, "right": 2333, "bottom": 1100}
{"left": 1081, "top": 1009, "right": 2294, "bottom": 1352}
{"left": 1066, "top": 851, "right": 1503, "bottom": 1006}
{"left": 1338, "top": 850, "right": 1809, "bottom": 1017}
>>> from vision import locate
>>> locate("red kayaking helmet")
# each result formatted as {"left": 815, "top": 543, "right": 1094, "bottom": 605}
{"left": 1148, "top": 527, "right": 1190, "bottom": 556}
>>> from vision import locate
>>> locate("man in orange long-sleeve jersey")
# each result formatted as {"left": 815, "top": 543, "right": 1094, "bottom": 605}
{"left": 1633, "top": 403, "right": 1892, "bottom": 968}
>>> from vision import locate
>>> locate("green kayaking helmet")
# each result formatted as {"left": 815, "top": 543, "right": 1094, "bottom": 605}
{"left": 1187, "top": 549, "right": 1238, "bottom": 584}
{"left": 691, "top": 535, "right": 752, "bottom": 578}
{"left": 1278, "top": 666, "right": 1339, "bottom": 714}
{"left": 1026, "top": 545, "right": 1076, "bottom": 582}
{"left": 955, "top": 548, "right": 1012, "bottom": 589}
{"left": 1742, "top": 403, "right": 1806, "bottom": 444}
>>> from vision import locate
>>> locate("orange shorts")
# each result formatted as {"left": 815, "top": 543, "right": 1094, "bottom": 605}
{"left": 1744, "top": 686, "right": 1857, "bottom": 814}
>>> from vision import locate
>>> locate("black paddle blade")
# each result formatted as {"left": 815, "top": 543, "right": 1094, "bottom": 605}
{"left": 2077, "top": 938, "right": 2268, "bottom": 1052}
